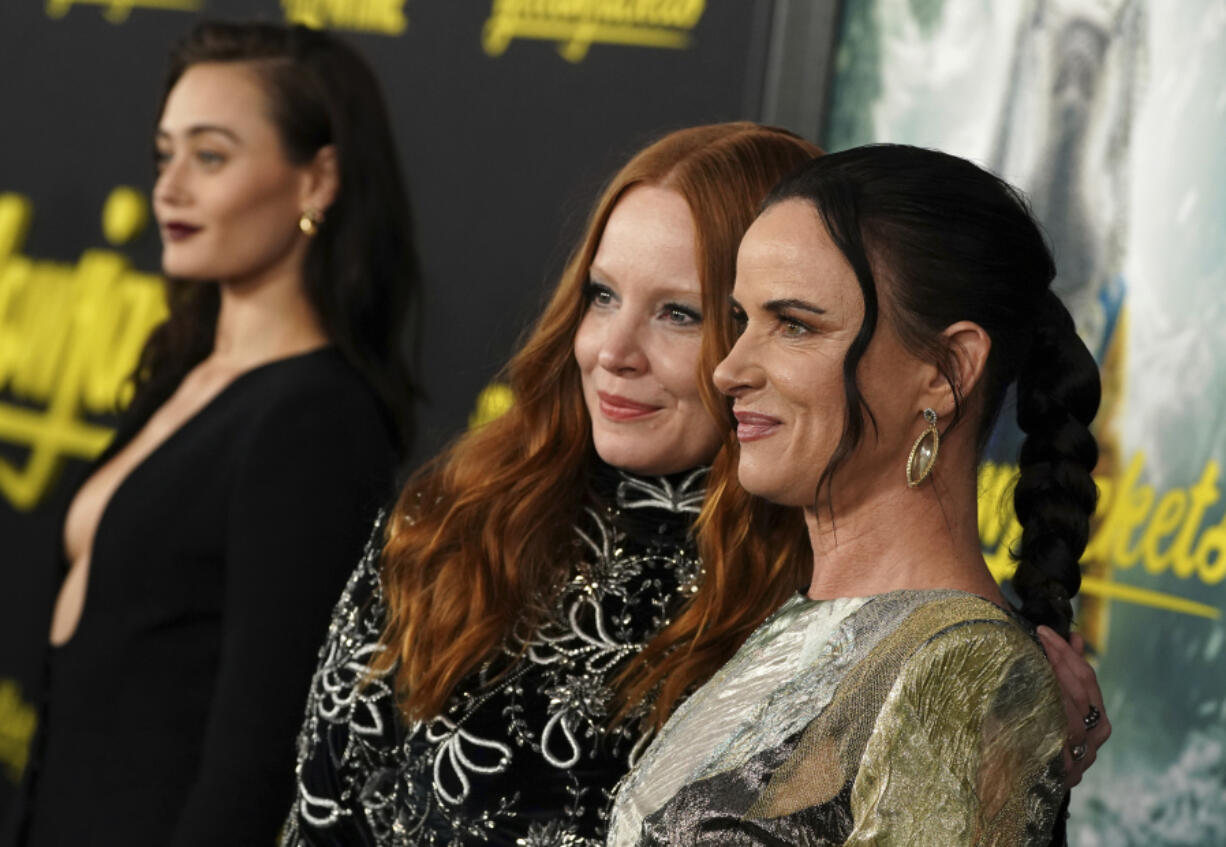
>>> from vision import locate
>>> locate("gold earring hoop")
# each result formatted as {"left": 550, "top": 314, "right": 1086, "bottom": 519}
{"left": 906, "top": 408, "right": 940, "bottom": 488}
{"left": 298, "top": 207, "right": 323, "bottom": 237}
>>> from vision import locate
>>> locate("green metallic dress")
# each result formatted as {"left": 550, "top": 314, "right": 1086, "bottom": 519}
{"left": 608, "top": 590, "right": 1066, "bottom": 846}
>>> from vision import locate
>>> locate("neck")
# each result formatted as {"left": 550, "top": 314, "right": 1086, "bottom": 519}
{"left": 210, "top": 247, "right": 329, "bottom": 371}
{"left": 802, "top": 462, "right": 1003, "bottom": 606}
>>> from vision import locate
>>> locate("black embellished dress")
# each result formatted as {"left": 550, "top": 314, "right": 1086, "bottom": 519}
{"left": 281, "top": 462, "right": 708, "bottom": 846}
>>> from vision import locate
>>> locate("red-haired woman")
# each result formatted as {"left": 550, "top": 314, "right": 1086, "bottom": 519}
{"left": 282, "top": 125, "right": 1106, "bottom": 847}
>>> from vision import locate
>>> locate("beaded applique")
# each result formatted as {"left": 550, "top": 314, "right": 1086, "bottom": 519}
{"left": 282, "top": 466, "right": 706, "bottom": 846}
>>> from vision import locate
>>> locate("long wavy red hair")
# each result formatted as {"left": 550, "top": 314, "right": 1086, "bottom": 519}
{"left": 377, "top": 122, "right": 818, "bottom": 729}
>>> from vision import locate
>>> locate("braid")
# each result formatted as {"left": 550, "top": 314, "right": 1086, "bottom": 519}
{"left": 1012, "top": 290, "right": 1101, "bottom": 637}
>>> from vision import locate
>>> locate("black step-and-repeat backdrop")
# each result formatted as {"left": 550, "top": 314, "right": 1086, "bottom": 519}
{"left": 0, "top": 0, "right": 799, "bottom": 813}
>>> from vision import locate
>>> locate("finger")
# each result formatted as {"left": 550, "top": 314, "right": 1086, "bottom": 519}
{"left": 1043, "top": 628, "right": 1097, "bottom": 717}
{"left": 1072, "top": 749, "right": 1096, "bottom": 784}
{"left": 1062, "top": 648, "right": 1107, "bottom": 740}
{"left": 1067, "top": 642, "right": 1100, "bottom": 691}
{"left": 1060, "top": 691, "right": 1087, "bottom": 747}
{"left": 1069, "top": 631, "right": 1086, "bottom": 657}
{"left": 1062, "top": 743, "right": 1096, "bottom": 789}
{"left": 1062, "top": 749, "right": 1079, "bottom": 786}
{"left": 1074, "top": 650, "right": 1106, "bottom": 713}
{"left": 1063, "top": 752, "right": 1084, "bottom": 788}
{"left": 1035, "top": 629, "right": 1098, "bottom": 759}
{"left": 1042, "top": 631, "right": 1089, "bottom": 710}
{"left": 1039, "top": 626, "right": 1078, "bottom": 670}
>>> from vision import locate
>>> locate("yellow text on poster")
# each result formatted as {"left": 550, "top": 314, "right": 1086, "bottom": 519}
{"left": 0, "top": 190, "right": 167, "bottom": 511}
{"left": 44, "top": 0, "right": 202, "bottom": 24}
{"left": 283, "top": 0, "right": 408, "bottom": 35}
{"left": 483, "top": 0, "right": 705, "bottom": 62}
{"left": 0, "top": 680, "right": 36, "bottom": 784}
{"left": 980, "top": 455, "right": 1222, "bottom": 620}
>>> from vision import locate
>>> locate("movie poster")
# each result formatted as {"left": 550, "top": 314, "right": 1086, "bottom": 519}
{"left": 826, "top": 1, "right": 1226, "bottom": 843}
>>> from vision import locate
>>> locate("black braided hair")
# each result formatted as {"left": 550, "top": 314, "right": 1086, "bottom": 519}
{"left": 1012, "top": 291, "right": 1101, "bottom": 637}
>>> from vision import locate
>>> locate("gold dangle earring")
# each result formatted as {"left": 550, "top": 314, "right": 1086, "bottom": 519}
{"left": 906, "top": 408, "right": 940, "bottom": 488}
{"left": 298, "top": 207, "right": 323, "bottom": 237}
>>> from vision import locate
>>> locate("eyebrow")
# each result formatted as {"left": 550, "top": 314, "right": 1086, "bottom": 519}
{"left": 589, "top": 267, "right": 700, "bottom": 301}
{"left": 763, "top": 297, "right": 827, "bottom": 316}
{"left": 727, "top": 295, "right": 827, "bottom": 315}
{"left": 156, "top": 124, "right": 242, "bottom": 143}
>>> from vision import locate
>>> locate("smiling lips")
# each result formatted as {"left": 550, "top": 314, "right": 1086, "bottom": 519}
{"left": 598, "top": 391, "right": 661, "bottom": 421}
{"left": 733, "top": 410, "right": 782, "bottom": 442}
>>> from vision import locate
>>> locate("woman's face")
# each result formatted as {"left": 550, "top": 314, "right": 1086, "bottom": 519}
{"left": 154, "top": 62, "right": 310, "bottom": 283}
{"left": 714, "top": 200, "right": 926, "bottom": 508}
{"left": 573, "top": 185, "right": 723, "bottom": 476}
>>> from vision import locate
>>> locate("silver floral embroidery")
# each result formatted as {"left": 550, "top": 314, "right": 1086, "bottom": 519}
{"left": 426, "top": 716, "right": 515, "bottom": 804}
{"left": 282, "top": 468, "right": 707, "bottom": 846}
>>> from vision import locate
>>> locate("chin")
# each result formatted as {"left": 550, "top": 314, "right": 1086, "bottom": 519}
{"left": 593, "top": 442, "right": 655, "bottom": 475}
{"left": 592, "top": 435, "right": 684, "bottom": 477}
{"left": 161, "top": 252, "right": 209, "bottom": 280}
{"left": 162, "top": 266, "right": 210, "bottom": 280}
{"left": 736, "top": 462, "right": 810, "bottom": 508}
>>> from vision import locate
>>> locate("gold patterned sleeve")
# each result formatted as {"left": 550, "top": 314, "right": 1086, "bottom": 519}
{"left": 844, "top": 619, "right": 1067, "bottom": 847}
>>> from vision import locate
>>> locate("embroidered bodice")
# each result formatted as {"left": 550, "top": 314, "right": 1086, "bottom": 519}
{"left": 282, "top": 463, "right": 707, "bottom": 846}
{"left": 607, "top": 590, "right": 1067, "bottom": 846}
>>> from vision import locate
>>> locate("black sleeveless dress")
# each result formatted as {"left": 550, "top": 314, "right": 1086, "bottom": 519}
{"left": 7, "top": 349, "right": 396, "bottom": 847}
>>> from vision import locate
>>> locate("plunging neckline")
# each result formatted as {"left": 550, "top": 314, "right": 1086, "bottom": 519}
{"left": 50, "top": 347, "right": 336, "bottom": 649}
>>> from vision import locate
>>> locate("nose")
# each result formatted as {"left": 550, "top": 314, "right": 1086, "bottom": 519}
{"left": 597, "top": 311, "right": 649, "bottom": 376}
{"left": 713, "top": 331, "right": 761, "bottom": 398}
{"left": 154, "top": 153, "right": 190, "bottom": 209}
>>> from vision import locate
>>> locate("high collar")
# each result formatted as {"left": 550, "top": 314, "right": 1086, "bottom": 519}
{"left": 588, "top": 458, "right": 709, "bottom": 544}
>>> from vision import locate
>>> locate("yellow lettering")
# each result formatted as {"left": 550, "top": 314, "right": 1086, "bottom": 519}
{"left": 44, "top": 0, "right": 203, "bottom": 25}
{"left": 0, "top": 194, "right": 32, "bottom": 258}
{"left": 977, "top": 452, "right": 1226, "bottom": 597}
{"left": 1141, "top": 489, "right": 1188, "bottom": 574}
{"left": 283, "top": 0, "right": 408, "bottom": 35}
{"left": 1103, "top": 452, "right": 1154, "bottom": 568}
{"left": 0, "top": 679, "right": 37, "bottom": 783}
{"left": 976, "top": 461, "right": 1015, "bottom": 548}
{"left": 974, "top": 449, "right": 1224, "bottom": 617}
{"left": 483, "top": 0, "right": 704, "bottom": 61}
{"left": 1170, "top": 460, "right": 1220, "bottom": 579}
{"left": 0, "top": 191, "right": 167, "bottom": 511}
{"left": 102, "top": 186, "right": 148, "bottom": 247}
{"left": 1194, "top": 516, "right": 1226, "bottom": 585}
{"left": 977, "top": 462, "right": 1021, "bottom": 582}
{"left": 469, "top": 382, "right": 514, "bottom": 429}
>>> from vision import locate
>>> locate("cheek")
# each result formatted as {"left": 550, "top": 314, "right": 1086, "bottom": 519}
{"left": 572, "top": 313, "right": 600, "bottom": 378}
{"left": 175, "top": 169, "right": 302, "bottom": 278}
{"left": 650, "top": 336, "right": 703, "bottom": 402}
{"left": 780, "top": 358, "right": 848, "bottom": 482}
{"left": 211, "top": 174, "right": 300, "bottom": 241}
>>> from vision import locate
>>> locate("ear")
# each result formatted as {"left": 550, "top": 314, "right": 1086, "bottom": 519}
{"left": 298, "top": 144, "right": 340, "bottom": 214}
{"left": 919, "top": 320, "right": 991, "bottom": 419}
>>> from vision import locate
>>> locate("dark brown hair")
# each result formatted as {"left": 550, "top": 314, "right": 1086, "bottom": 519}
{"left": 130, "top": 21, "right": 417, "bottom": 454}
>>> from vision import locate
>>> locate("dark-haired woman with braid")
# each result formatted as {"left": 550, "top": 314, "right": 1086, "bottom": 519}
{"left": 608, "top": 144, "right": 1109, "bottom": 846}
{"left": 4, "top": 21, "right": 415, "bottom": 847}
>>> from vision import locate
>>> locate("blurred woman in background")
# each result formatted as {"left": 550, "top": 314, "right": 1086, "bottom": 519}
{"left": 5, "top": 21, "right": 416, "bottom": 847}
